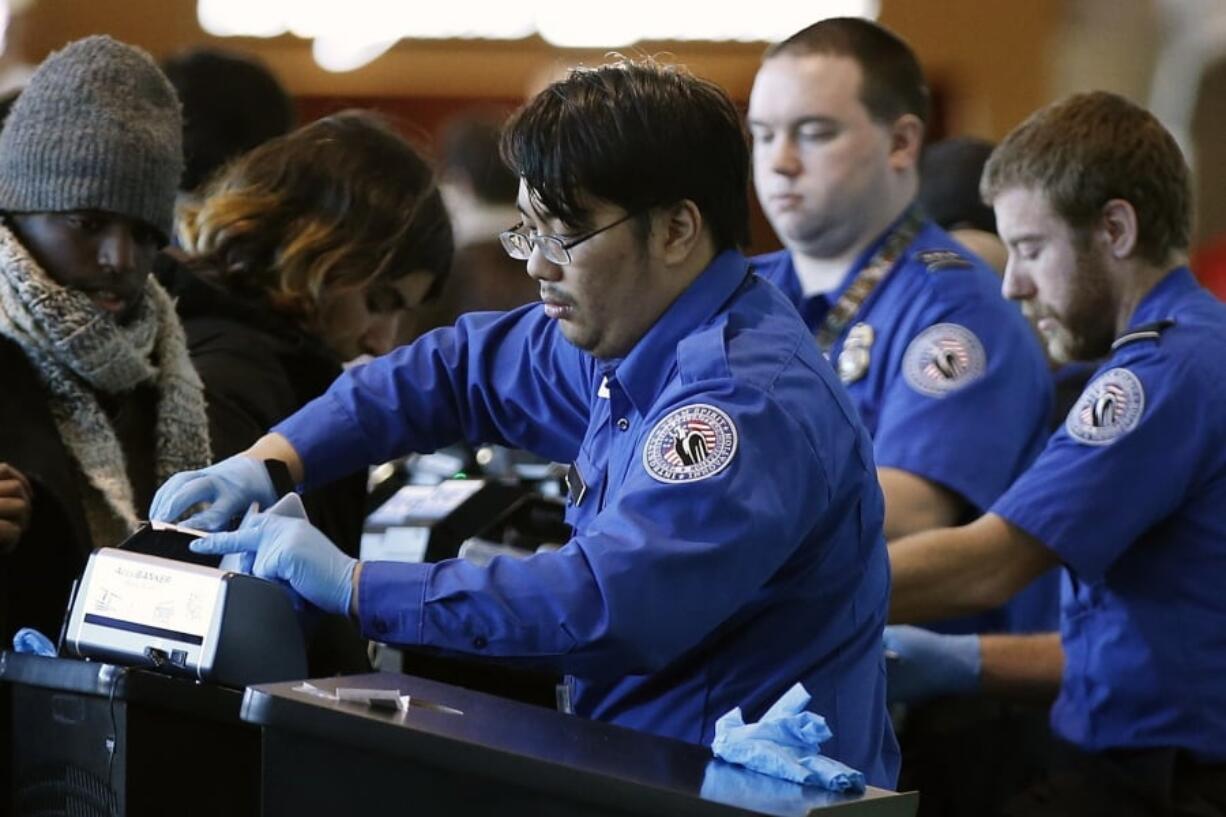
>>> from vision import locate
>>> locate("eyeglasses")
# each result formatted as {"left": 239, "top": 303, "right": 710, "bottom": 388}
{"left": 499, "top": 210, "right": 640, "bottom": 265}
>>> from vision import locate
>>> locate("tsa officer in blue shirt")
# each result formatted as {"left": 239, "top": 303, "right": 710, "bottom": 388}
{"left": 888, "top": 92, "right": 1226, "bottom": 815}
{"left": 747, "top": 18, "right": 1057, "bottom": 637}
{"left": 151, "top": 59, "right": 899, "bottom": 786}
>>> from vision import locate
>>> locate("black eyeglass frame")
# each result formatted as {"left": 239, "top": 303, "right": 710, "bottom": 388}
{"left": 499, "top": 210, "right": 641, "bottom": 265}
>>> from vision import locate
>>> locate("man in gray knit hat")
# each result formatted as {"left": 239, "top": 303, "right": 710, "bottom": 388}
{"left": 0, "top": 35, "right": 211, "bottom": 648}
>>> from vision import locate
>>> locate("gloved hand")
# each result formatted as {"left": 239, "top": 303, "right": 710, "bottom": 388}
{"left": 190, "top": 510, "right": 356, "bottom": 617}
{"left": 711, "top": 683, "right": 866, "bottom": 793}
{"left": 149, "top": 455, "right": 277, "bottom": 531}
{"left": 883, "top": 624, "right": 981, "bottom": 705}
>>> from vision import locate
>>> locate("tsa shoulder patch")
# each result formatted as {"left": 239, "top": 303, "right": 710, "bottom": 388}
{"left": 642, "top": 403, "right": 738, "bottom": 484}
{"left": 1065, "top": 367, "right": 1145, "bottom": 446}
{"left": 902, "top": 323, "right": 987, "bottom": 397}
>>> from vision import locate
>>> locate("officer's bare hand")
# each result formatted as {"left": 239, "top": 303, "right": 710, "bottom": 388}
{"left": 0, "top": 463, "right": 33, "bottom": 554}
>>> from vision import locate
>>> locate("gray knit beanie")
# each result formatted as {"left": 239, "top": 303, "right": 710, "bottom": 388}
{"left": 0, "top": 35, "right": 183, "bottom": 239}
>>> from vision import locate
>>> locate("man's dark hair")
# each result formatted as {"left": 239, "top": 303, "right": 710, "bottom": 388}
{"left": 501, "top": 58, "right": 750, "bottom": 250}
{"left": 765, "top": 17, "right": 930, "bottom": 126}
{"left": 440, "top": 113, "right": 518, "bottom": 205}
{"left": 162, "top": 47, "right": 296, "bottom": 192}
{"left": 982, "top": 91, "right": 1191, "bottom": 266}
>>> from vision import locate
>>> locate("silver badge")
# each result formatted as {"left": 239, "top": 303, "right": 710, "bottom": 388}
{"left": 1065, "top": 367, "right": 1145, "bottom": 446}
{"left": 902, "top": 323, "right": 986, "bottom": 397}
{"left": 642, "top": 404, "right": 738, "bottom": 484}
{"left": 836, "top": 322, "right": 875, "bottom": 384}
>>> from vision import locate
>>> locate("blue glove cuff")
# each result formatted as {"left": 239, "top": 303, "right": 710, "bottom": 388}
{"left": 947, "top": 633, "right": 983, "bottom": 694}
{"left": 335, "top": 558, "right": 358, "bottom": 619}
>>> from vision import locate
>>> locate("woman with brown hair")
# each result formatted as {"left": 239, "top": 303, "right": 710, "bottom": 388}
{"left": 159, "top": 109, "right": 453, "bottom": 562}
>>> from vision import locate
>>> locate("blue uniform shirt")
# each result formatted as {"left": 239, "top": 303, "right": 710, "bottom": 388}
{"left": 274, "top": 250, "right": 900, "bottom": 786}
{"left": 992, "top": 267, "right": 1226, "bottom": 762}
{"left": 754, "top": 219, "right": 1058, "bottom": 634}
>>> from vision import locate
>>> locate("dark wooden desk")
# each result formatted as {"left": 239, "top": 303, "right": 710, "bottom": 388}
{"left": 243, "top": 672, "right": 918, "bottom": 817}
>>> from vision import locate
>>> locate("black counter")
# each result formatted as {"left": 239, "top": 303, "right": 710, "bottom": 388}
{"left": 243, "top": 672, "right": 917, "bottom": 817}
{"left": 0, "top": 651, "right": 258, "bottom": 817}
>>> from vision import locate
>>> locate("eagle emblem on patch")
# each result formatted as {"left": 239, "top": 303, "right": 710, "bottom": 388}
{"left": 1065, "top": 367, "right": 1145, "bottom": 445}
{"left": 642, "top": 404, "right": 738, "bottom": 484}
{"left": 902, "top": 323, "right": 986, "bottom": 397}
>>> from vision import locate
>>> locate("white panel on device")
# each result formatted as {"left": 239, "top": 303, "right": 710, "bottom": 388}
{"left": 65, "top": 548, "right": 227, "bottom": 679}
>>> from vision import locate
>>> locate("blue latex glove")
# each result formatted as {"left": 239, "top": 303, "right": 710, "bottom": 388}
{"left": 711, "top": 683, "right": 866, "bottom": 793}
{"left": 149, "top": 455, "right": 277, "bottom": 531}
{"left": 13, "top": 627, "right": 56, "bottom": 656}
{"left": 701, "top": 760, "right": 845, "bottom": 812}
{"left": 883, "top": 624, "right": 981, "bottom": 705}
{"left": 190, "top": 508, "right": 357, "bottom": 617}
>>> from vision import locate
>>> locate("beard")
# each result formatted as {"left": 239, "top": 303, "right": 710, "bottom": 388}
{"left": 1033, "top": 246, "right": 1117, "bottom": 365}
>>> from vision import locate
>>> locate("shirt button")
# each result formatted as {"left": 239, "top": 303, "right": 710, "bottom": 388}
{"left": 616, "top": 418, "right": 629, "bottom": 431}
{"left": 472, "top": 636, "right": 488, "bottom": 649}
{"left": 373, "top": 619, "right": 388, "bottom": 635}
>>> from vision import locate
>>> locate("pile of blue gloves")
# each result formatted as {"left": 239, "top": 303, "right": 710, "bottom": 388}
{"left": 711, "top": 683, "right": 865, "bottom": 793}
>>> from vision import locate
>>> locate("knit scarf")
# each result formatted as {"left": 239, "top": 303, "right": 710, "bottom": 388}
{"left": 0, "top": 224, "right": 210, "bottom": 543}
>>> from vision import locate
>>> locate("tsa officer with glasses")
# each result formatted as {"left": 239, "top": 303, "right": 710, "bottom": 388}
{"left": 151, "top": 59, "right": 899, "bottom": 785}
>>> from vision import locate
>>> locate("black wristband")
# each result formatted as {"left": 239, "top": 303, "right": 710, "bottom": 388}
{"left": 263, "top": 459, "right": 296, "bottom": 498}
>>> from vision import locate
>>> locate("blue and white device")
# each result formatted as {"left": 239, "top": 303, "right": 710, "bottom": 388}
{"left": 64, "top": 548, "right": 307, "bottom": 687}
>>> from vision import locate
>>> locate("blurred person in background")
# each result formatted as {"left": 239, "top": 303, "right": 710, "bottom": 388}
{"left": 409, "top": 111, "right": 538, "bottom": 339}
{"left": 161, "top": 46, "right": 295, "bottom": 197}
{"left": 918, "top": 136, "right": 1007, "bottom": 273}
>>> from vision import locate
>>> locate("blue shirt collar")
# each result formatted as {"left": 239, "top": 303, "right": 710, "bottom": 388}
{"left": 610, "top": 249, "right": 751, "bottom": 415}
{"left": 1125, "top": 266, "right": 1198, "bottom": 330}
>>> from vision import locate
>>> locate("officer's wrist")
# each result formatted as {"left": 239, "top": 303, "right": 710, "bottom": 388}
{"left": 349, "top": 561, "right": 363, "bottom": 619}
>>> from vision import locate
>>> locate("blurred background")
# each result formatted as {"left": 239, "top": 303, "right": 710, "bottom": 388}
{"left": 2, "top": 0, "right": 1225, "bottom": 261}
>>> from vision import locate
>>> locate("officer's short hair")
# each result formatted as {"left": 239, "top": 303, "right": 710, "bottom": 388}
{"left": 765, "top": 17, "right": 930, "bottom": 127}
{"left": 981, "top": 91, "right": 1191, "bottom": 266}
{"left": 501, "top": 58, "right": 750, "bottom": 250}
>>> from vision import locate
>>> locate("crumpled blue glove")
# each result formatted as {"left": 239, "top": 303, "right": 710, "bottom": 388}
{"left": 190, "top": 502, "right": 356, "bottom": 617}
{"left": 883, "top": 624, "right": 981, "bottom": 705}
{"left": 13, "top": 627, "right": 56, "bottom": 656}
{"left": 711, "top": 683, "right": 866, "bottom": 793}
{"left": 149, "top": 455, "right": 277, "bottom": 531}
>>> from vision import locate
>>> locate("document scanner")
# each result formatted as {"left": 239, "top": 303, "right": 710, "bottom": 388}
{"left": 64, "top": 546, "right": 307, "bottom": 688}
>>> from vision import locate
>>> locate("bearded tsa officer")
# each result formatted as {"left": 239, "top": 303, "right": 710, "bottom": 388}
{"left": 151, "top": 59, "right": 899, "bottom": 786}
{"left": 888, "top": 92, "right": 1226, "bottom": 816}
{"left": 748, "top": 18, "right": 1057, "bottom": 637}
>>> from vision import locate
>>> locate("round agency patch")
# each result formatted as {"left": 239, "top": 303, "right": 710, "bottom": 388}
{"left": 642, "top": 403, "right": 738, "bottom": 484}
{"left": 902, "top": 323, "right": 987, "bottom": 397}
{"left": 1065, "top": 367, "right": 1145, "bottom": 445}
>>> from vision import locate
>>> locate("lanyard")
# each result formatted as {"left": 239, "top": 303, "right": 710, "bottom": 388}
{"left": 816, "top": 206, "right": 924, "bottom": 354}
